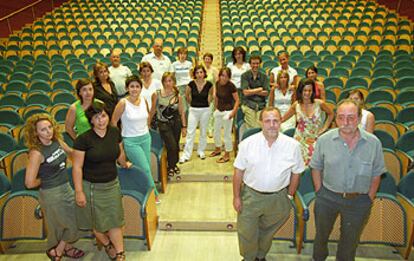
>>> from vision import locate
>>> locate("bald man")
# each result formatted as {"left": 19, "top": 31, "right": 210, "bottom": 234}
{"left": 141, "top": 38, "right": 173, "bottom": 81}
{"left": 108, "top": 49, "right": 132, "bottom": 98}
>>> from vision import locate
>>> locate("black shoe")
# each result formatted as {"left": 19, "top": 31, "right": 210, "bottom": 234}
{"left": 174, "top": 166, "right": 181, "bottom": 175}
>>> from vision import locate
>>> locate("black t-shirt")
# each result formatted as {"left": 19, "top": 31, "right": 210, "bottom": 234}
{"left": 93, "top": 80, "right": 118, "bottom": 116}
{"left": 74, "top": 126, "right": 122, "bottom": 183}
{"left": 189, "top": 80, "right": 212, "bottom": 108}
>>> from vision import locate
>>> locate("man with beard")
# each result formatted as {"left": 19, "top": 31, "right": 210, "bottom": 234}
{"left": 310, "top": 99, "right": 386, "bottom": 261}
{"left": 233, "top": 107, "right": 305, "bottom": 261}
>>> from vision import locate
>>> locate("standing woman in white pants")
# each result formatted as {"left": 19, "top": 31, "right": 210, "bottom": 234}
{"left": 210, "top": 67, "right": 239, "bottom": 163}
{"left": 179, "top": 65, "right": 213, "bottom": 163}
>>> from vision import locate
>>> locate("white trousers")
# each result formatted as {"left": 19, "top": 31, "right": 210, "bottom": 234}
{"left": 213, "top": 110, "right": 233, "bottom": 152}
{"left": 182, "top": 106, "right": 211, "bottom": 159}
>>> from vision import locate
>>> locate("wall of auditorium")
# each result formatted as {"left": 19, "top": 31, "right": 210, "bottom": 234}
{"left": 378, "top": 0, "right": 414, "bottom": 21}
{"left": 0, "top": 0, "right": 67, "bottom": 38}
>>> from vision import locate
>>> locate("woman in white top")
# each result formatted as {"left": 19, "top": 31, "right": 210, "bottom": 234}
{"left": 226, "top": 46, "right": 250, "bottom": 89}
{"left": 270, "top": 51, "right": 298, "bottom": 89}
{"left": 348, "top": 90, "right": 375, "bottom": 133}
{"left": 268, "top": 70, "right": 296, "bottom": 132}
{"left": 111, "top": 75, "right": 160, "bottom": 202}
{"left": 140, "top": 61, "right": 162, "bottom": 128}
{"left": 172, "top": 47, "right": 193, "bottom": 113}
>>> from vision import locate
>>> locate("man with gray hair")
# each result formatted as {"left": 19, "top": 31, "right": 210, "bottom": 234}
{"left": 310, "top": 99, "right": 386, "bottom": 261}
{"left": 141, "top": 38, "right": 173, "bottom": 81}
{"left": 108, "top": 49, "right": 132, "bottom": 98}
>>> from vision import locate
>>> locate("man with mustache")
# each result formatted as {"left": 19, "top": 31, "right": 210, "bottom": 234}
{"left": 310, "top": 99, "right": 386, "bottom": 261}
{"left": 233, "top": 107, "right": 305, "bottom": 261}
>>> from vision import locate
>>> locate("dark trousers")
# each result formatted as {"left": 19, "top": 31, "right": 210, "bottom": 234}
{"left": 158, "top": 119, "right": 181, "bottom": 170}
{"left": 312, "top": 186, "right": 373, "bottom": 261}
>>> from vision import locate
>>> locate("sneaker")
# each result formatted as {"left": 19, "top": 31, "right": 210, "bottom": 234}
{"left": 155, "top": 197, "right": 161, "bottom": 204}
{"left": 179, "top": 156, "right": 189, "bottom": 164}
{"left": 198, "top": 152, "right": 206, "bottom": 160}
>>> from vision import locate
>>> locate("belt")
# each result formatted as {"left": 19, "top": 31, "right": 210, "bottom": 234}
{"left": 245, "top": 184, "right": 280, "bottom": 195}
{"left": 332, "top": 191, "right": 366, "bottom": 199}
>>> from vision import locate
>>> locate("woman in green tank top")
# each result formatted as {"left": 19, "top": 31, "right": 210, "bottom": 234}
{"left": 65, "top": 78, "right": 102, "bottom": 139}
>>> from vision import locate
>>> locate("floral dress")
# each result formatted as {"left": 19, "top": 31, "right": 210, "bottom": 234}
{"left": 294, "top": 101, "right": 322, "bottom": 165}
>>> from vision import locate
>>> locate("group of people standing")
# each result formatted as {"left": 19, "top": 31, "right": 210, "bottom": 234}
{"left": 23, "top": 39, "right": 380, "bottom": 261}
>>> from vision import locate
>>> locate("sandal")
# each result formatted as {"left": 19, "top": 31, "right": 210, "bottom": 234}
{"left": 46, "top": 247, "right": 62, "bottom": 261}
{"left": 97, "top": 240, "right": 116, "bottom": 260}
{"left": 209, "top": 151, "right": 221, "bottom": 157}
{"left": 173, "top": 166, "right": 181, "bottom": 175}
{"left": 64, "top": 246, "right": 85, "bottom": 259}
{"left": 216, "top": 156, "right": 230, "bottom": 163}
{"left": 116, "top": 251, "right": 126, "bottom": 261}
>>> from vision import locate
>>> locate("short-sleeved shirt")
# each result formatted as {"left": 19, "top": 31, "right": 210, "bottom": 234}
{"left": 227, "top": 62, "right": 250, "bottom": 89}
{"left": 216, "top": 81, "right": 237, "bottom": 111}
{"left": 271, "top": 66, "right": 298, "bottom": 86}
{"left": 108, "top": 65, "right": 132, "bottom": 96}
{"left": 141, "top": 52, "right": 173, "bottom": 81}
{"left": 188, "top": 80, "right": 213, "bottom": 108}
{"left": 234, "top": 132, "right": 306, "bottom": 192}
{"left": 172, "top": 60, "right": 193, "bottom": 86}
{"left": 93, "top": 81, "right": 118, "bottom": 116}
{"left": 310, "top": 128, "right": 386, "bottom": 193}
{"left": 74, "top": 126, "right": 122, "bottom": 183}
{"left": 240, "top": 70, "right": 270, "bottom": 110}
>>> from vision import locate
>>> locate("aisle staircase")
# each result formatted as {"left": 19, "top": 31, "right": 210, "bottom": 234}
{"left": 199, "top": 0, "right": 223, "bottom": 68}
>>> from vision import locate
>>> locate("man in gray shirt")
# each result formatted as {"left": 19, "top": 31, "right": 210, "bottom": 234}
{"left": 310, "top": 99, "right": 386, "bottom": 261}
{"left": 240, "top": 55, "right": 270, "bottom": 129}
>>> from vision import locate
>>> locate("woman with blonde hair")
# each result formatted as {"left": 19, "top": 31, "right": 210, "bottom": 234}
{"left": 25, "top": 113, "right": 84, "bottom": 260}
{"left": 268, "top": 70, "right": 296, "bottom": 131}
{"left": 155, "top": 72, "right": 187, "bottom": 176}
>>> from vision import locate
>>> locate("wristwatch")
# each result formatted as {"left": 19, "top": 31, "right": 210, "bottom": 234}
{"left": 287, "top": 194, "right": 294, "bottom": 200}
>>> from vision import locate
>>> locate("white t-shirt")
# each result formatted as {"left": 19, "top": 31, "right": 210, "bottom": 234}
{"left": 108, "top": 65, "right": 132, "bottom": 96}
{"left": 234, "top": 132, "right": 305, "bottom": 192}
{"left": 270, "top": 66, "right": 298, "bottom": 86}
{"left": 141, "top": 79, "right": 162, "bottom": 110}
{"left": 141, "top": 52, "right": 173, "bottom": 81}
{"left": 360, "top": 109, "right": 369, "bottom": 130}
{"left": 121, "top": 98, "right": 149, "bottom": 137}
{"left": 227, "top": 62, "right": 251, "bottom": 89}
{"left": 172, "top": 60, "right": 193, "bottom": 87}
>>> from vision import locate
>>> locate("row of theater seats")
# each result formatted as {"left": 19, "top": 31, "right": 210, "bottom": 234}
{"left": 1, "top": 0, "right": 203, "bottom": 61}
{"left": 240, "top": 127, "right": 414, "bottom": 259}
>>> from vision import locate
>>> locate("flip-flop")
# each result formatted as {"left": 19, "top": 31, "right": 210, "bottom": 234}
{"left": 209, "top": 151, "right": 221, "bottom": 157}
{"left": 216, "top": 157, "right": 230, "bottom": 163}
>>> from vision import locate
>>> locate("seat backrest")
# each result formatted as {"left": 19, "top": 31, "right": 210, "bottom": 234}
{"left": 396, "top": 131, "right": 414, "bottom": 154}
{"left": 378, "top": 172, "right": 397, "bottom": 195}
{"left": 0, "top": 173, "right": 11, "bottom": 195}
{"left": 298, "top": 168, "right": 315, "bottom": 196}
{"left": 11, "top": 168, "right": 27, "bottom": 192}
{"left": 241, "top": 127, "right": 261, "bottom": 141}
{"left": 398, "top": 170, "right": 414, "bottom": 200}
{"left": 374, "top": 129, "right": 395, "bottom": 150}
{"left": 118, "top": 166, "right": 151, "bottom": 195}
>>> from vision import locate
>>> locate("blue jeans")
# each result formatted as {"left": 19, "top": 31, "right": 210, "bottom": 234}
{"left": 123, "top": 133, "right": 158, "bottom": 196}
{"left": 312, "top": 186, "right": 372, "bottom": 261}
